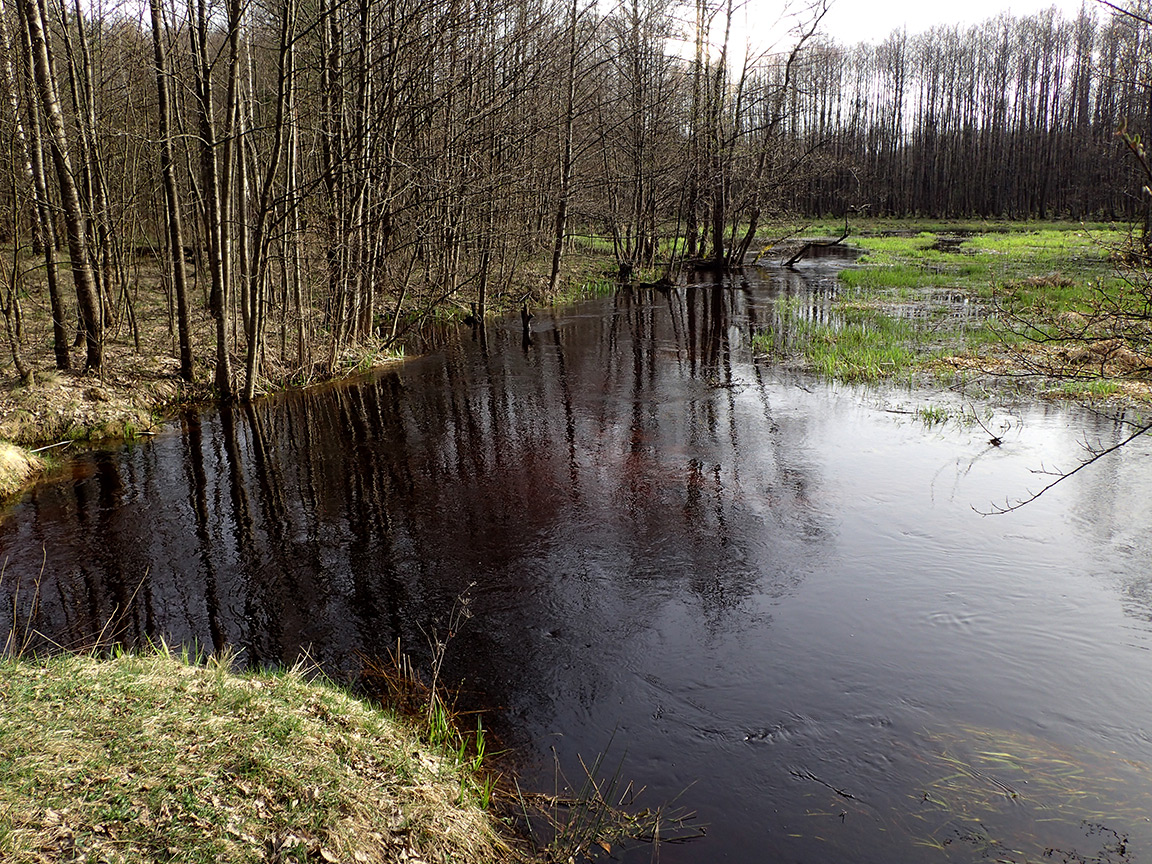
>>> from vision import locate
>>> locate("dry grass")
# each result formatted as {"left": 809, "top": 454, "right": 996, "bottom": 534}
{"left": 0, "top": 444, "right": 44, "bottom": 499}
{"left": 0, "top": 252, "right": 221, "bottom": 445}
{"left": 0, "top": 647, "right": 511, "bottom": 864}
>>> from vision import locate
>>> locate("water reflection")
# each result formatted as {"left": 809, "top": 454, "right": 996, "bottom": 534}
{"left": 5, "top": 253, "right": 1152, "bottom": 863}
{"left": 1, "top": 270, "right": 830, "bottom": 682}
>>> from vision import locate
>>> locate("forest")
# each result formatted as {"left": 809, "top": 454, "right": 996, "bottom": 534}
{"left": 1, "top": 0, "right": 1150, "bottom": 402}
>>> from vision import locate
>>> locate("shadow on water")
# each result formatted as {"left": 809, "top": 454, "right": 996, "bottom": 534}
{"left": 5, "top": 250, "right": 1152, "bottom": 862}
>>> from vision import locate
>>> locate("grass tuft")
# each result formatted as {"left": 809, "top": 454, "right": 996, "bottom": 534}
{"left": 0, "top": 442, "right": 44, "bottom": 499}
{"left": 916, "top": 404, "right": 951, "bottom": 426}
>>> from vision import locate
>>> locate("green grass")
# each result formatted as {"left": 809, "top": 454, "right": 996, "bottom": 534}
{"left": 0, "top": 646, "right": 509, "bottom": 864}
{"left": 756, "top": 298, "right": 923, "bottom": 382}
{"left": 838, "top": 262, "right": 954, "bottom": 294}
{"left": 579, "top": 276, "right": 617, "bottom": 295}
{"left": 846, "top": 227, "right": 1121, "bottom": 297}
{"left": 800, "top": 313, "right": 920, "bottom": 382}
{"left": 1052, "top": 378, "right": 1123, "bottom": 398}
{"left": 916, "top": 404, "right": 951, "bottom": 426}
{"left": 802, "top": 216, "right": 1120, "bottom": 238}
{"left": 755, "top": 222, "right": 1144, "bottom": 388}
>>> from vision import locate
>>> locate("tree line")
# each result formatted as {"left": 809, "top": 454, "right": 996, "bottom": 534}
{"left": 788, "top": 4, "right": 1152, "bottom": 219}
{"left": 0, "top": 0, "right": 1149, "bottom": 399}
{"left": 1, "top": 0, "right": 836, "bottom": 396}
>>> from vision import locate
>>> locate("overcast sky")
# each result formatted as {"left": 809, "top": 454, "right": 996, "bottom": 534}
{"left": 818, "top": 0, "right": 1102, "bottom": 44}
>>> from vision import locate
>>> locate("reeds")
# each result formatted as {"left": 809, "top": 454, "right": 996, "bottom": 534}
{"left": 357, "top": 584, "right": 703, "bottom": 862}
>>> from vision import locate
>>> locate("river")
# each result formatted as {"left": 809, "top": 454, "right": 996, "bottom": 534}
{"left": 4, "top": 252, "right": 1152, "bottom": 862}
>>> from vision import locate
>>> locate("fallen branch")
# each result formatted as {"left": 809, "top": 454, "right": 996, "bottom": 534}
{"left": 784, "top": 224, "right": 850, "bottom": 267}
{"left": 977, "top": 417, "right": 1152, "bottom": 514}
{"left": 29, "top": 441, "right": 71, "bottom": 454}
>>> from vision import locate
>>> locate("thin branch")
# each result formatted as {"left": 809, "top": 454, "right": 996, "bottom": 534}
{"left": 977, "top": 418, "right": 1152, "bottom": 514}
{"left": 1097, "top": 0, "right": 1152, "bottom": 28}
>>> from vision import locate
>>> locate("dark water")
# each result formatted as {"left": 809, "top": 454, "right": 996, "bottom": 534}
{"left": 5, "top": 253, "right": 1152, "bottom": 862}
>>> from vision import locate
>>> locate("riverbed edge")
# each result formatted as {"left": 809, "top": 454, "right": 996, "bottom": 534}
{"left": 0, "top": 352, "right": 408, "bottom": 504}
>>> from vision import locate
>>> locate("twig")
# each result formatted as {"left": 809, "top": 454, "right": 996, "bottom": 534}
{"left": 967, "top": 403, "right": 1011, "bottom": 446}
{"left": 420, "top": 582, "right": 475, "bottom": 725}
{"left": 29, "top": 440, "right": 71, "bottom": 454}
{"left": 790, "top": 769, "right": 858, "bottom": 800}
{"left": 977, "top": 417, "right": 1152, "bottom": 514}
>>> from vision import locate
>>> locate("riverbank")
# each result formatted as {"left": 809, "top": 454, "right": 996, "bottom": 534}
{"left": 3, "top": 220, "right": 1144, "bottom": 500}
{"left": 0, "top": 444, "right": 44, "bottom": 499}
{"left": 0, "top": 245, "right": 625, "bottom": 501}
{"left": 0, "top": 359, "right": 345, "bottom": 509}
{"left": 0, "top": 647, "right": 512, "bottom": 863}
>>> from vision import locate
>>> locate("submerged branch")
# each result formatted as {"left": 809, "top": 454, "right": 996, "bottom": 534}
{"left": 784, "top": 225, "right": 850, "bottom": 267}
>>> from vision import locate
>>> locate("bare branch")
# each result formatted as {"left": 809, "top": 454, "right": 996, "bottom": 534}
{"left": 976, "top": 419, "right": 1152, "bottom": 515}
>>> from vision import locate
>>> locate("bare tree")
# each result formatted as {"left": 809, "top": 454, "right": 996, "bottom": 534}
{"left": 0, "top": 0, "right": 68, "bottom": 371}
{"left": 18, "top": 0, "right": 101, "bottom": 371}
{"left": 148, "top": 0, "right": 192, "bottom": 381}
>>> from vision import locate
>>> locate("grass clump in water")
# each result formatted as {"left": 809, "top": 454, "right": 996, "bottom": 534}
{"left": 0, "top": 645, "right": 510, "bottom": 863}
{"left": 804, "top": 314, "right": 919, "bottom": 382}
{"left": 756, "top": 298, "right": 923, "bottom": 382}
{"left": 915, "top": 404, "right": 951, "bottom": 426}
{"left": 1051, "top": 378, "right": 1123, "bottom": 399}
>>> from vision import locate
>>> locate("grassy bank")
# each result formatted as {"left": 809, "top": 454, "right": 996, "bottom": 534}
{"left": 755, "top": 222, "right": 1152, "bottom": 396}
{"left": 0, "top": 647, "right": 510, "bottom": 864}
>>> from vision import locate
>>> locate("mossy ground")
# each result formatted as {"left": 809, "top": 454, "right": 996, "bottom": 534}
{"left": 0, "top": 647, "right": 510, "bottom": 864}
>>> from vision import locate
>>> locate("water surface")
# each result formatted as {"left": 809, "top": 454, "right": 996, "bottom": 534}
{"left": 5, "top": 256, "right": 1152, "bottom": 862}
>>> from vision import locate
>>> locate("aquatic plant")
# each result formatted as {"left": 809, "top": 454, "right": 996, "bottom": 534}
{"left": 788, "top": 723, "right": 1151, "bottom": 863}
{"left": 915, "top": 404, "right": 950, "bottom": 426}
{"left": 754, "top": 296, "right": 923, "bottom": 382}
{"left": 1055, "top": 379, "right": 1123, "bottom": 399}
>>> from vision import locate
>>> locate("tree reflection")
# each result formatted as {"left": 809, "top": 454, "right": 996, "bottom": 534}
{"left": 7, "top": 253, "right": 1152, "bottom": 864}
{"left": 0, "top": 266, "right": 833, "bottom": 742}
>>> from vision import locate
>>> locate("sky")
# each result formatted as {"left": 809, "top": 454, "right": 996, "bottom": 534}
{"left": 817, "top": 0, "right": 1102, "bottom": 44}
{"left": 677, "top": 0, "right": 1112, "bottom": 61}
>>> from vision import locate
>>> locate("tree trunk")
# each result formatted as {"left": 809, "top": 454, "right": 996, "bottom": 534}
{"left": 20, "top": 0, "right": 101, "bottom": 371}
{"left": 149, "top": 0, "right": 193, "bottom": 382}
{"left": 0, "top": 0, "right": 67, "bottom": 370}
{"left": 189, "top": 0, "right": 233, "bottom": 398}
{"left": 548, "top": 0, "right": 579, "bottom": 296}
